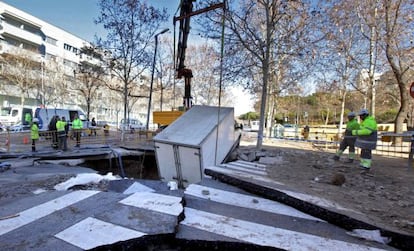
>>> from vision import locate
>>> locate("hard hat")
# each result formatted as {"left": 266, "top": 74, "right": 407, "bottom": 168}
{"left": 347, "top": 112, "right": 356, "bottom": 117}
{"left": 33, "top": 118, "right": 39, "bottom": 123}
{"left": 358, "top": 109, "right": 369, "bottom": 116}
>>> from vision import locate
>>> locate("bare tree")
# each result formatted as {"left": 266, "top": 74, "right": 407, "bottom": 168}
{"left": 356, "top": 0, "right": 383, "bottom": 117}
{"left": 381, "top": 0, "right": 414, "bottom": 139}
{"left": 199, "top": 0, "right": 313, "bottom": 149}
{"left": 185, "top": 43, "right": 227, "bottom": 106}
{"left": 0, "top": 50, "right": 39, "bottom": 106}
{"left": 41, "top": 59, "right": 73, "bottom": 108}
{"left": 95, "top": 0, "right": 168, "bottom": 124}
{"left": 317, "top": 0, "right": 368, "bottom": 136}
{"left": 152, "top": 37, "right": 175, "bottom": 111}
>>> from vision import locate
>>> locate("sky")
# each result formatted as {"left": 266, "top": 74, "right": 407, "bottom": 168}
{"left": 2, "top": 0, "right": 253, "bottom": 115}
{"left": 2, "top": 0, "right": 181, "bottom": 42}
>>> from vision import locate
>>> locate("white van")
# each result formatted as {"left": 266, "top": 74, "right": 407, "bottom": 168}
{"left": 34, "top": 108, "right": 87, "bottom": 130}
{"left": 0, "top": 106, "right": 36, "bottom": 128}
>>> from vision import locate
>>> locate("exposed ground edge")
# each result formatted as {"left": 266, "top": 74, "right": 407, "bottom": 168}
{"left": 88, "top": 229, "right": 283, "bottom": 251}
{"left": 204, "top": 168, "right": 414, "bottom": 251}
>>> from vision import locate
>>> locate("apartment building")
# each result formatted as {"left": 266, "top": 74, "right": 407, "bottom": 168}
{"left": 0, "top": 1, "right": 128, "bottom": 123}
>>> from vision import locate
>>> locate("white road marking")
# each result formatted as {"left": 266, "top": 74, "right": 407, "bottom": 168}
{"left": 185, "top": 184, "right": 323, "bottom": 222}
{"left": 207, "top": 165, "right": 361, "bottom": 215}
{"left": 0, "top": 190, "right": 100, "bottom": 236}
{"left": 221, "top": 163, "right": 267, "bottom": 175}
{"left": 55, "top": 217, "right": 146, "bottom": 250}
{"left": 123, "top": 182, "right": 155, "bottom": 194}
{"left": 181, "top": 208, "right": 388, "bottom": 251}
{"left": 206, "top": 165, "right": 284, "bottom": 185}
{"left": 233, "top": 160, "right": 267, "bottom": 169}
{"left": 119, "top": 192, "right": 183, "bottom": 216}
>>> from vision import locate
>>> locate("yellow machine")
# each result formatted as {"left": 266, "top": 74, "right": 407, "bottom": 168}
{"left": 153, "top": 111, "right": 184, "bottom": 126}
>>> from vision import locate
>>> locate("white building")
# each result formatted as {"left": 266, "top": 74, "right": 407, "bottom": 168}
{"left": 0, "top": 1, "right": 140, "bottom": 124}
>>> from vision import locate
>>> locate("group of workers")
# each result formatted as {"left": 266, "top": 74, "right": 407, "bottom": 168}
{"left": 333, "top": 108, "right": 378, "bottom": 171}
{"left": 30, "top": 114, "right": 83, "bottom": 152}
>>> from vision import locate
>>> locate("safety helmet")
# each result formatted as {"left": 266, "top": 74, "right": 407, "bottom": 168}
{"left": 347, "top": 112, "right": 356, "bottom": 117}
{"left": 33, "top": 118, "right": 39, "bottom": 123}
{"left": 358, "top": 109, "right": 369, "bottom": 116}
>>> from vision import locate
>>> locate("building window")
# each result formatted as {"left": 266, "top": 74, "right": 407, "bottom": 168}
{"left": 64, "top": 43, "right": 79, "bottom": 54}
{"left": 64, "top": 43, "right": 72, "bottom": 51}
{"left": 45, "top": 53, "right": 57, "bottom": 62}
{"left": 45, "top": 36, "right": 57, "bottom": 46}
{"left": 63, "top": 59, "right": 76, "bottom": 68}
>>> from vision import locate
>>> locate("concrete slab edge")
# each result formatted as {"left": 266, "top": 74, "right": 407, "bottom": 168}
{"left": 204, "top": 168, "right": 414, "bottom": 251}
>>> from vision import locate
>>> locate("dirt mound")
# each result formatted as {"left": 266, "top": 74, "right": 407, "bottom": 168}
{"left": 239, "top": 140, "right": 414, "bottom": 236}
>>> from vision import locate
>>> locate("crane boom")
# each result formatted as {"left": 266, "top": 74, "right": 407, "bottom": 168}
{"left": 174, "top": 0, "right": 224, "bottom": 110}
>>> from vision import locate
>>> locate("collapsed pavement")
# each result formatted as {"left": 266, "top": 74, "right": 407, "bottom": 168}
{"left": 0, "top": 151, "right": 404, "bottom": 250}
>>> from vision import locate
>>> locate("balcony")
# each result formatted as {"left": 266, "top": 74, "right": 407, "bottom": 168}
{"left": 0, "top": 22, "right": 42, "bottom": 45}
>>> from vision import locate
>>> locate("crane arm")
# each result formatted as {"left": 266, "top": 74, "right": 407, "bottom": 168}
{"left": 174, "top": 1, "right": 225, "bottom": 109}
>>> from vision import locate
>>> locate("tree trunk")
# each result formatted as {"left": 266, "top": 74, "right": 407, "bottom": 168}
{"left": 257, "top": 60, "right": 269, "bottom": 149}
{"left": 369, "top": 23, "right": 377, "bottom": 117}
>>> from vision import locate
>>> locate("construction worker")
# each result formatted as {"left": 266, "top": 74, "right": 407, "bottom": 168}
{"left": 333, "top": 112, "right": 360, "bottom": 163}
{"left": 56, "top": 116, "right": 67, "bottom": 151}
{"left": 31, "top": 118, "right": 39, "bottom": 152}
{"left": 24, "top": 112, "right": 32, "bottom": 125}
{"left": 48, "top": 115, "right": 59, "bottom": 149}
{"left": 72, "top": 114, "right": 83, "bottom": 147}
{"left": 352, "top": 109, "right": 378, "bottom": 170}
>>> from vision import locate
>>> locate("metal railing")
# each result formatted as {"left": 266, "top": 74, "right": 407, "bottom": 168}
{"left": 0, "top": 127, "right": 156, "bottom": 153}
{"left": 263, "top": 131, "right": 413, "bottom": 159}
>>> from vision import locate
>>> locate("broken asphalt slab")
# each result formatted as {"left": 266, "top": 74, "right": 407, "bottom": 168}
{"left": 204, "top": 160, "right": 414, "bottom": 250}
{"left": 0, "top": 178, "right": 184, "bottom": 250}
{"left": 0, "top": 165, "right": 398, "bottom": 250}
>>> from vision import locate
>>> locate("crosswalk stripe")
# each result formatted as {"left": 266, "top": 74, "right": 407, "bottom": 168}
{"left": 206, "top": 165, "right": 284, "bottom": 185}
{"left": 185, "top": 184, "right": 323, "bottom": 222}
{"left": 123, "top": 182, "right": 155, "bottom": 194}
{"left": 181, "top": 208, "right": 388, "bottom": 251}
{"left": 119, "top": 192, "right": 183, "bottom": 216}
{"left": 55, "top": 217, "right": 146, "bottom": 250}
{"left": 0, "top": 190, "right": 100, "bottom": 236}
{"left": 220, "top": 163, "right": 267, "bottom": 175}
{"left": 233, "top": 160, "right": 267, "bottom": 169}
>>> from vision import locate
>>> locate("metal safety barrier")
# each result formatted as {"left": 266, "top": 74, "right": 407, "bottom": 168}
{"left": 0, "top": 127, "right": 157, "bottom": 152}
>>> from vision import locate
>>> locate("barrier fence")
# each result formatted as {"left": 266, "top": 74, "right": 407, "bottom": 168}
{"left": 265, "top": 129, "right": 414, "bottom": 160}
{"left": 2, "top": 127, "right": 413, "bottom": 163}
{"left": 0, "top": 127, "right": 156, "bottom": 152}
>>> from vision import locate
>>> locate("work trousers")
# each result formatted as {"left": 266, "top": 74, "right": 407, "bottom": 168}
{"left": 58, "top": 131, "right": 67, "bottom": 151}
{"left": 361, "top": 149, "right": 372, "bottom": 160}
{"left": 74, "top": 129, "right": 81, "bottom": 146}
{"left": 339, "top": 137, "right": 356, "bottom": 153}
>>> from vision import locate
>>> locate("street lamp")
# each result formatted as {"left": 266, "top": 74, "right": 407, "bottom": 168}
{"left": 40, "top": 55, "right": 45, "bottom": 106}
{"left": 146, "top": 28, "right": 169, "bottom": 130}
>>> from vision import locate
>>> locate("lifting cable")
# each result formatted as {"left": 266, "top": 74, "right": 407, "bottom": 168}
{"left": 214, "top": 0, "right": 227, "bottom": 165}
{"left": 172, "top": 2, "right": 182, "bottom": 110}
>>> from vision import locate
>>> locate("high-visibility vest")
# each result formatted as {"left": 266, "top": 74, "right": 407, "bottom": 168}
{"left": 31, "top": 124, "right": 39, "bottom": 140}
{"left": 72, "top": 118, "right": 83, "bottom": 129}
{"left": 56, "top": 120, "right": 66, "bottom": 132}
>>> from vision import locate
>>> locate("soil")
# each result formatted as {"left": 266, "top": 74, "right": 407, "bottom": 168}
{"left": 238, "top": 138, "right": 414, "bottom": 237}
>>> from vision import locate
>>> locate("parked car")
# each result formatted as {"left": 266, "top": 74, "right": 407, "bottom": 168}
{"left": 119, "top": 119, "right": 145, "bottom": 131}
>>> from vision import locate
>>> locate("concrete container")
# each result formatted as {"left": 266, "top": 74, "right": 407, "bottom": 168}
{"left": 153, "top": 105, "right": 235, "bottom": 188}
